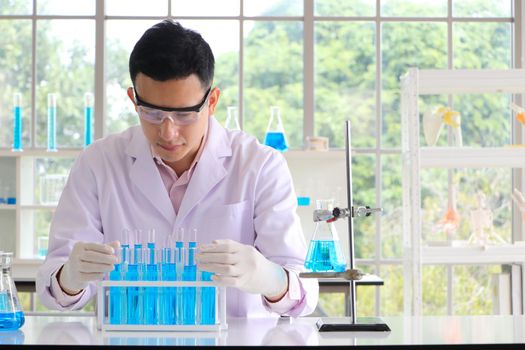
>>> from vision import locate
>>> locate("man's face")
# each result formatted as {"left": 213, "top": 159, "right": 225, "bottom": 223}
{"left": 127, "top": 73, "right": 219, "bottom": 168}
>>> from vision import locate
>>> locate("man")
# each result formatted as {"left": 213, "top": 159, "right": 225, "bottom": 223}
{"left": 36, "top": 20, "right": 318, "bottom": 317}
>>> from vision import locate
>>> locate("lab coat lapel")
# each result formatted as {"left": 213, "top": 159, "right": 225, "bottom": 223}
{"left": 175, "top": 118, "right": 231, "bottom": 225}
{"left": 126, "top": 127, "right": 175, "bottom": 224}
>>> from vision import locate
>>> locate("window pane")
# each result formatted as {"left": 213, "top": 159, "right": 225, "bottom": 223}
{"left": 36, "top": 20, "right": 95, "bottom": 148}
{"left": 0, "top": 0, "right": 31, "bottom": 15}
{"left": 105, "top": 20, "right": 158, "bottom": 135}
{"left": 314, "top": 0, "right": 375, "bottom": 17}
{"left": 37, "top": 0, "right": 95, "bottom": 15}
{"left": 381, "top": 155, "right": 402, "bottom": 259}
{"left": 423, "top": 265, "right": 447, "bottom": 315}
{"left": 356, "top": 264, "right": 377, "bottom": 316}
{"left": 380, "top": 264, "right": 403, "bottom": 315}
{"left": 0, "top": 20, "right": 32, "bottom": 149}
{"left": 453, "top": 0, "right": 511, "bottom": 17}
{"left": 172, "top": 0, "right": 239, "bottom": 16}
{"left": 178, "top": 20, "right": 239, "bottom": 128}
{"left": 315, "top": 22, "right": 375, "bottom": 149}
{"left": 105, "top": 0, "right": 168, "bottom": 16}
{"left": 421, "top": 168, "right": 511, "bottom": 245}
{"left": 382, "top": 22, "right": 447, "bottom": 148}
{"left": 244, "top": 0, "right": 303, "bottom": 16}
{"left": 453, "top": 265, "right": 501, "bottom": 315}
{"left": 454, "top": 23, "right": 511, "bottom": 69}
{"left": 353, "top": 155, "right": 376, "bottom": 259}
{"left": 243, "top": 21, "right": 303, "bottom": 148}
{"left": 381, "top": 0, "right": 447, "bottom": 17}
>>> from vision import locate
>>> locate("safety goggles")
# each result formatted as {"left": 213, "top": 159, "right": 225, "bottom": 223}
{"left": 133, "top": 86, "right": 212, "bottom": 126}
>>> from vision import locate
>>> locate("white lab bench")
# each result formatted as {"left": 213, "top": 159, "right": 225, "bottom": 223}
{"left": 4, "top": 314, "right": 525, "bottom": 347}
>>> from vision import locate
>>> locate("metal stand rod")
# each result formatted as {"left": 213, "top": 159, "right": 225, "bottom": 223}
{"left": 345, "top": 120, "right": 357, "bottom": 324}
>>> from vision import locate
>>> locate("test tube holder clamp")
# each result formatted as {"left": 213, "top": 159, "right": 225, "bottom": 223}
{"left": 96, "top": 280, "right": 228, "bottom": 332}
{"left": 300, "top": 120, "right": 390, "bottom": 333}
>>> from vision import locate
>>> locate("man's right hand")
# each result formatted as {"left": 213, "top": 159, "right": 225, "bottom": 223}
{"left": 58, "top": 241, "right": 120, "bottom": 295}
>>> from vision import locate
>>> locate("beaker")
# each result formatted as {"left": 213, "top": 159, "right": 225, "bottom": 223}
{"left": 225, "top": 106, "right": 241, "bottom": 131}
{"left": 0, "top": 252, "right": 25, "bottom": 330}
{"left": 264, "top": 106, "right": 288, "bottom": 152}
{"left": 304, "top": 199, "right": 346, "bottom": 272}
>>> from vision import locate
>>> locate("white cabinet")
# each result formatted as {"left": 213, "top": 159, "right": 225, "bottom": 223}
{"left": 400, "top": 68, "right": 525, "bottom": 316}
{"left": 0, "top": 149, "right": 80, "bottom": 274}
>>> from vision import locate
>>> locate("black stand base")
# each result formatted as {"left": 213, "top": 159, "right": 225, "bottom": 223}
{"left": 316, "top": 317, "right": 391, "bottom": 332}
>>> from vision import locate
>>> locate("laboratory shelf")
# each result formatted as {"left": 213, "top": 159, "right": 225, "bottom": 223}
{"left": 19, "top": 205, "right": 57, "bottom": 210}
{"left": 420, "top": 147, "right": 525, "bottom": 168}
{"left": 0, "top": 204, "right": 17, "bottom": 210}
{"left": 0, "top": 149, "right": 82, "bottom": 158}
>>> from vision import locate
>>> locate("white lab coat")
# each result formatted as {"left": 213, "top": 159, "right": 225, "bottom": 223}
{"left": 36, "top": 117, "right": 318, "bottom": 317}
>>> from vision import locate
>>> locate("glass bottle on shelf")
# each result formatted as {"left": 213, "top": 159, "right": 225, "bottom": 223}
{"left": 0, "top": 252, "right": 25, "bottom": 330}
{"left": 304, "top": 199, "right": 346, "bottom": 272}
{"left": 225, "top": 106, "right": 241, "bottom": 131}
{"left": 264, "top": 106, "right": 288, "bottom": 152}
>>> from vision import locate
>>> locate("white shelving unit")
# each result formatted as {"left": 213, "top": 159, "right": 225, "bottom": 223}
{"left": 400, "top": 68, "right": 525, "bottom": 316}
{"left": 0, "top": 149, "right": 82, "bottom": 264}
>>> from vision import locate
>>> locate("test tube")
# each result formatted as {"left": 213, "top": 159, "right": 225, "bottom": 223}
{"left": 47, "top": 93, "right": 57, "bottom": 152}
{"left": 144, "top": 247, "right": 159, "bottom": 325}
{"left": 175, "top": 228, "right": 184, "bottom": 325}
{"left": 127, "top": 230, "right": 144, "bottom": 324}
{"left": 183, "top": 228, "right": 197, "bottom": 325}
{"left": 109, "top": 244, "right": 126, "bottom": 325}
{"left": 84, "top": 92, "right": 93, "bottom": 148}
{"left": 12, "top": 93, "right": 22, "bottom": 152}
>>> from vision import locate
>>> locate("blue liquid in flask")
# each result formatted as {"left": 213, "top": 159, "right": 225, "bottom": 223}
{"left": 304, "top": 240, "right": 346, "bottom": 272}
{"left": 0, "top": 312, "right": 24, "bottom": 331}
{"left": 264, "top": 132, "right": 288, "bottom": 152}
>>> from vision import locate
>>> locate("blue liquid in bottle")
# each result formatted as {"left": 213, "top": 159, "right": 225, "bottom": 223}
{"left": 12, "top": 105, "right": 22, "bottom": 152}
{"left": 0, "top": 312, "right": 25, "bottom": 331}
{"left": 200, "top": 271, "right": 215, "bottom": 325}
{"left": 264, "top": 132, "right": 288, "bottom": 152}
{"left": 47, "top": 94, "right": 57, "bottom": 152}
{"left": 84, "top": 106, "right": 93, "bottom": 147}
{"left": 304, "top": 240, "right": 346, "bottom": 272}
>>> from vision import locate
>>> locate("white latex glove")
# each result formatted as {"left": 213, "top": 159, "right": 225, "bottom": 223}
{"left": 512, "top": 188, "right": 525, "bottom": 214}
{"left": 196, "top": 239, "right": 288, "bottom": 300}
{"left": 59, "top": 241, "right": 120, "bottom": 294}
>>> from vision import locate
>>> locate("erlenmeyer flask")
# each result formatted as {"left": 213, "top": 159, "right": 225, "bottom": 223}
{"left": 225, "top": 106, "right": 241, "bottom": 131}
{"left": 264, "top": 106, "right": 288, "bottom": 152}
{"left": 304, "top": 199, "right": 346, "bottom": 272}
{"left": 0, "top": 252, "right": 25, "bottom": 330}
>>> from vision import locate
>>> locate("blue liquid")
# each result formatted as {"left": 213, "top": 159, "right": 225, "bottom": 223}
{"left": 297, "top": 196, "right": 311, "bottom": 206}
{"left": 47, "top": 106, "right": 57, "bottom": 151}
{"left": 84, "top": 106, "right": 93, "bottom": 147}
{"left": 144, "top": 264, "right": 158, "bottom": 325}
{"left": 126, "top": 264, "right": 141, "bottom": 324}
{"left": 182, "top": 265, "right": 196, "bottom": 325}
{"left": 200, "top": 271, "right": 215, "bottom": 325}
{"left": 0, "top": 312, "right": 25, "bottom": 331}
{"left": 264, "top": 131, "right": 288, "bottom": 152}
{"left": 161, "top": 261, "right": 176, "bottom": 325}
{"left": 6, "top": 198, "right": 15, "bottom": 205}
{"left": 37, "top": 248, "right": 47, "bottom": 259}
{"left": 304, "top": 240, "right": 346, "bottom": 272}
{"left": 12, "top": 106, "right": 22, "bottom": 151}
{"left": 109, "top": 265, "right": 123, "bottom": 325}
{"left": 0, "top": 330, "right": 24, "bottom": 344}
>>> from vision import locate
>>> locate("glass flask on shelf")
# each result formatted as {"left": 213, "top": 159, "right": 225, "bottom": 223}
{"left": 225, "top": 106, "right": 241, "bottom": 131}
{"left": 0, "top": 252, "right": 25, "bottom": 330}
{"left": 263, "top": 106, "right": 288, "bottom": 152}
{"left": 304, "top": 199, "right": 346, "bottom": 272}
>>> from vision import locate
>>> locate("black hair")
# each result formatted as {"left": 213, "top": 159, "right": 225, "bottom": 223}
{"left": 129, "top": 19, "right": 214, "bottom": 89}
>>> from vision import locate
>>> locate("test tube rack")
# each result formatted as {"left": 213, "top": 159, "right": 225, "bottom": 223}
{"left": 96, "top": 280, "right": 228, "bottom": 332}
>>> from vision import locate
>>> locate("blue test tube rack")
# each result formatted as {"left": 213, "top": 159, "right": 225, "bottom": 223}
{"left": 98, "top": 243, "right": 226, "bottom": 332}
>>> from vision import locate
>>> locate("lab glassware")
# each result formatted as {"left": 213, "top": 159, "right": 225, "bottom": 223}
{"left": 0, "top": 252, "right": 25, "bottom": 330}
{"left": 84, "top": 93, "right": 94, "bottom": 147}
{"left": 47, "top": 93, "right": 57, "bottom": 152}
{"left": 12, "top": 93, "right": 22, "bottom": 152}
{"left": 37, "top": 236, "right": 48, "bottom": 259}
{"left": 144, "top": 248, "right": 159, "bottom": 325}
{"left": 225, "top": 106, "right": 241, "bottom": 131}
{"left": 109, "top": 246, "right": 126, "bottom": 325}
{"left": 264, "top": 106, "right": 288, "bottom": 152}
{"left": 183, "top": 245, "right": 197, "bottom": 325}
{"left": 304, "top": 199, "right": 346, "bottom": 272}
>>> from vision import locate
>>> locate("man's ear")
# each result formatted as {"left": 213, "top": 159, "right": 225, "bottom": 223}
{"left": 127, "top": 87, "right": 138, "bottom": 110}
{"left": 208, "top": 87, "right": 221, "bottom": 116}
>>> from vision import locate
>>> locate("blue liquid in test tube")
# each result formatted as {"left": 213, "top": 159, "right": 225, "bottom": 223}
{"left": 84, "top": 92, "right": 93, "bottom": 148}
{"left": 109, "top": 247, "right": 123, "bottom": 325}
{"left": 12, "top": 93, "right": 22, "bottom": 152}
{"left": 200, "top": 271, "right": 216, "bottom": 325}
{"left": 183, "top": 229, "right": 197, "bottom": 325}
{"left": 161, "top": 244, "right": 176, "bottom": 325}
{"left": 47, "top": 93, "right": 57, "bottom": 152}
{"left": 144, "top": 229, "right": 158, "bottom": 325}
{"left": 127, "top": 241, "right": 143, "bottom": 324}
